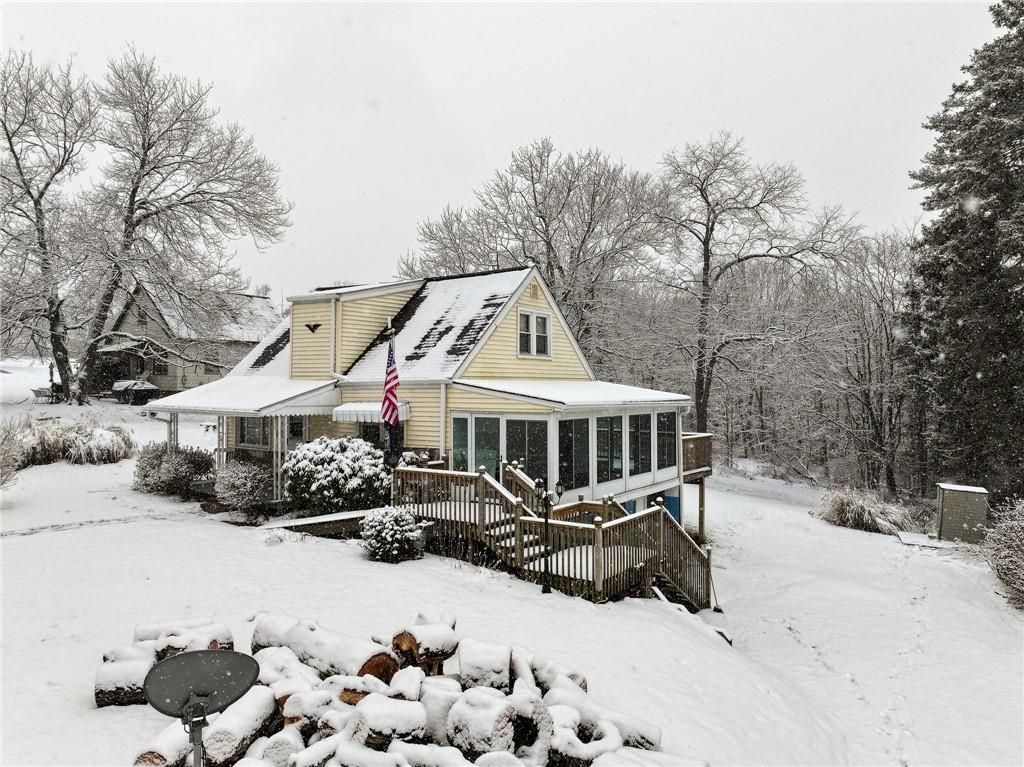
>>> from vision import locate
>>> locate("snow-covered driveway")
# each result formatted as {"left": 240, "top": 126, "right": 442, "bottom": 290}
{"left": 699, "top": 474, "right": 1023, "bottom": 767}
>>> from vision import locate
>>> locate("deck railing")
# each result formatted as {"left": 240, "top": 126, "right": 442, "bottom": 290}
{"left": 681, "top": 433, "right": 714, "bottom": 474}
{"left": 501, "top": 461, "right": 541, "bottom": 516}
{"left": 393, "top": 466, "right": 713, "bottom": 608}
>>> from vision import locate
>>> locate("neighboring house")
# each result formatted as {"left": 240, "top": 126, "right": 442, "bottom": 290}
{"left": 148, "top": 267, "right": 713, "bottom": 518}
{"left": 98, "top": 283, "right": 281, "bottom": 393}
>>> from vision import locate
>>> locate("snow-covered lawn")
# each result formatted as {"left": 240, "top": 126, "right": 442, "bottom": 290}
{"left": 1, "top": 364, "right": 1021, "bottom": 766}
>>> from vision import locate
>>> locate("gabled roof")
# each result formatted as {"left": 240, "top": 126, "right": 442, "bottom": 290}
{"left": 343, "top": 267, "right": 533, "bottom": 383}
{"left": 111, "top": 282, "right": 281, "bottom": 343}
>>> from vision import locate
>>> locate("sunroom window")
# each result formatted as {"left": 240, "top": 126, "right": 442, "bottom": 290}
{"left": 518, "top": 310, "right": 550, "bottom": 356}
{"left": 628, "top": 413, "right": 652, "bottom": 475}
{"left": 656, "top": 411, "right": 677, "bottom": 469}
{"left": 596, "top": 416, "right": 623, "bottom": 483}
{"left": 558, "top": 418, "right": 589, "bottom": 489}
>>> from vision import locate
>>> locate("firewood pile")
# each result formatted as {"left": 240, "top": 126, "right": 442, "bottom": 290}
{"left": 96, "top": 612, "right": 699, "bottom": 767}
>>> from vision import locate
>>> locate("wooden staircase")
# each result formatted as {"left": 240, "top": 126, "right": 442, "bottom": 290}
{"left": 391, "top": 464, "right": 715, "bottom": 609}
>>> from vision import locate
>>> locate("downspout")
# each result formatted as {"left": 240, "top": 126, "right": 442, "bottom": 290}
{"left": 329, "top": 296, "right": 338, "bottom": 374}
{"left": 439, "top": 380, "right": 448, "bottom": 463}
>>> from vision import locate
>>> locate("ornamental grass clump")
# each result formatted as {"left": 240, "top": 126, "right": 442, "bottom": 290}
{"left": 984, "top": 498, "right": 1024, "bottom": 608}
{"left": 16, "top": 415, "right": 136, "bottom": 467}
{"left": 814, "top": 489, "right": 913, "bottom": 535}
{"left": 0, "top": 419, "right": 25, "bottom": 489}
{"left": 360, "top": 506, "right": 425, "bottom": 563}
{"left": 283, "top": 436, "right": 391, "bottom": 514}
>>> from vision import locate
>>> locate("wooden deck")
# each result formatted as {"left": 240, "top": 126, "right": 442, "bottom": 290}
{"left": 392, "top": 464, "right": 715, "bottom": 608}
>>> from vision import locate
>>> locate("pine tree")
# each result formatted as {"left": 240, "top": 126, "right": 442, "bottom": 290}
{"left": 909, "top": 1, "right": 1024, "bottom": 499}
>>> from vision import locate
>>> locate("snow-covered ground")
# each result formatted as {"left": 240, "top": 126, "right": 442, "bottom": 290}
{"left": 1, "top": 360, "right": 1021, "bottom": 766}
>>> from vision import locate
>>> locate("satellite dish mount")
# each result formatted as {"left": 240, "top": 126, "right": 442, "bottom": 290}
{"left": 143, "top": 650, "right": 259, "bottom": 767}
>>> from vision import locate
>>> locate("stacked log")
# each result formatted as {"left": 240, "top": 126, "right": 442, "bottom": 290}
{"left": 119, "top": 611, "right": 684, "bottom": 767}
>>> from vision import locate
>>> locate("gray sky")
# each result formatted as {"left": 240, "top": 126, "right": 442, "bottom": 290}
{"left": 3, "top": 2, "right": 995, "bottom": 299}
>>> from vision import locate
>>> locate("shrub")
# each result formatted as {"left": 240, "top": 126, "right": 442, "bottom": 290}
{"left": 17, "top": 415, "right": 135, "bottom": 467}
{"left": 360, "top": 506, "right": 424, "bottom": 563}
{"left": 0, "top": 419, "right": 25, "bottom": 489}
{"left": 216, "top": 461, "right": 273, "bottom": 514}
{"left": 814, "top": 489, "right": 913, "bottom": 535}
{"left": 133, "top": 442, "right": 168, "bottom": 493}
{"left": 984, "top": 498, "right": 1024, "bottom": 608}
{"left": 283, "top": 436, "right": 390, "bottom": 514}
{"left": 133, "top": 442, "right": 215, "bottom": 498}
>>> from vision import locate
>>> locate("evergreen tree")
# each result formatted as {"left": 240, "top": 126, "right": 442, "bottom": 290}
{"left": 909, "top": 1, "right": 1024, "bottom": 499}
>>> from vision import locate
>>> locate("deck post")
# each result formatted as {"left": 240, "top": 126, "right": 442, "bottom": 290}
{"left": 657, "top": 501, "right": 665, "bottom": 564}
{"left": 698, "top": 477, "right": 707, "bottom": 542}
{"left": 593, "top": 516, "right": 604, "bottom": 600}
{"left": 601, "top": 494, "right": 610, "bottom": 521}
{"left": 476, "top": 466, "right": 487, "bottom": 535}
{"left": 514, "top": 497, "right": 524, "bottom": 567}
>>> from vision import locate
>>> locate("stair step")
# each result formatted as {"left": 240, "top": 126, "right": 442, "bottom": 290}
{"left": 522, "top": 544, "right": 550, "bottom": 564}
{"left": 494, "top": 533, "right": 541, "bottom": 549}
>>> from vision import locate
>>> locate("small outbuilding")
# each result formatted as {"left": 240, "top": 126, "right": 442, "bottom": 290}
{"left": 936, "top": 483, "right": 989, "bottom": 543}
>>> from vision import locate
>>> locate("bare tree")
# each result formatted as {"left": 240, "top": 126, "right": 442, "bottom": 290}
{"left": 0, "top": 52, "right": 97, "bottom": 387}
{"left": 649, "top": 132, "right": 857, "bottom": 431}
{"left": 1, "top": 49, "right": 291, "bottom": 401}
{"left": 405, "top": 138, "right": 658, "bottom": 364}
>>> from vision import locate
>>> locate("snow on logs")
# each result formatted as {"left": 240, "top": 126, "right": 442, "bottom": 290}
{"left": 120, "top": 611, "right": 681, "bottom": 767}
{"left": 250, "top": 614, "right": 399, "bottom": 683}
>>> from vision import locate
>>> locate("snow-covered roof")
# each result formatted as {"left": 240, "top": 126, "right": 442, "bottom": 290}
{"left": 147, "top": 375, "right": 338, "bottom": 416}
{"left": 452, "top": 379, "right": 691, "bottom": 410}
{"left": 289, "top": 278, "right": 423, "bottom": 302}
{"left": 937, "top": 483, "right": 989, "bottom": 494}
{"left": 112, "top": 283, "right": 281, "bottom": 343}
{"left": 343, "top": 268, "right": 532, "bottom": 383}
{"left": 228, "top": 317, "right": 291, "bottom": 376}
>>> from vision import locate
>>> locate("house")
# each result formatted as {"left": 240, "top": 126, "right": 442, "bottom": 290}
{"left": 147, "top": 267, "right": 713, "bottom": 525}
{"left": 97, "top": 283, "right": 281, "bottom": 394}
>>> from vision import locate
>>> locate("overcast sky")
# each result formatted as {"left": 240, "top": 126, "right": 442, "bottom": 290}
{"left": 3, "top": 2, "right": 996, "bottom": 299}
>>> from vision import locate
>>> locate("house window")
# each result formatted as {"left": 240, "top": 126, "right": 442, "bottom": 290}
{"left": 517, "top": 310, "right": 551, "bottom": 357}
{"left": 152, "top": 356, "right": 168, "bottom": 376}
{"left": 204, "top": 349, "right": 220, "bottom": 376}
{"left": 596, "top": 416, "right": 623, "bottom": 483}
{"left": 238, "top": 417, "right": 268, "bottom": 447}
{"left": 629, "top": 414, "right": 652, "bottom": 475}
{"left": 136, "top": 303, "right": 148, "bottom": 328}
{"left": 359, "top": 422, "right": 404, "bottom": 450}
{"left": 558, "top": 418, "right": 589, "bottom": 490}
{"left": 287, "top": 416, "right": 306, "bottom": 449}
{"left": 656, "top": 411, "right": 677, "bottom": 470}
{"left": 452, "top": 416, "right": 469, "bottom": 471}
{"left": 506, "top": 419, "right": 548, "bottom": 484}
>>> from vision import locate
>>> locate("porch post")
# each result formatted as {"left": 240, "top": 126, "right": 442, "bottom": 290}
{"left": 271, "top": 416, "right": 281, "bottom": 501}
{"left": 167, "top": 413, "right": 179, "bottom": 453}
{"left": 593, "top": 516, "right": 604, "bottom": 600}
{"left": 698, "top": 477, "right": 707, "bottom": 543}
{"left": 677, "top": 410, "right": 686, "bottom": 526}
{"left": 216, "top": 416, "right": 226, "bottom": 470}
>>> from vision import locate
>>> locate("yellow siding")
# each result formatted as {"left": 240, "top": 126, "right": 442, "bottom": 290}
{"left": 307, "top": 415, "right": 334, "bottom": 440}
{"left": 460, "top": 276, "right": 591, "bottom": 380}
{"left": 225, "top": 417, "right": 236, "bottom": 449}
{"left": 336, "top": 289, "right": 417, "bottom": 372}
{"left": 290, "top": 301, "right": 334, "bottom": 379}
{"left": 331, "top": 383, "right": 443, "bottom": 451}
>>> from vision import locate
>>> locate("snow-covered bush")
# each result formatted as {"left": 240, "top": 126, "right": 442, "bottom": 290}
{"left": 814, "top": 489, "right": 913, "bottom": 535}
{"left": 132, "top": 442, "right": 214, "bottom": 498}
{"left": 984, "top": 497, "right": 1024, "bottom": 608}
{"left": 360, "top": 506, "right": 424, "bottom": 563}
{"left": 0, "top": 419, "right": 25, "bottom": 488}
{"left": 17, "top": 415, "right": 135, "bottom": 467}
{"left": 216, "top": 461, "right": 273, "bottom": 514}
{"left": 283, "top": 436, "right": 390, "bottom": 514}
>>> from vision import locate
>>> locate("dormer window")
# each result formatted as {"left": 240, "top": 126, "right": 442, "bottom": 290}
{"left": 518, "top": 310, "right": 550, "bottom": 357}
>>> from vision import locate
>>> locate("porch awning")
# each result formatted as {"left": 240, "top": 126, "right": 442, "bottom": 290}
{"left": 332, "top": 401, "right": 411, "bottom": 423}
{"left": 146, "top": 375, "right": 339, "bottom": 417}
{"left": 452, "top": 379, "right": 691, "bottom": 410}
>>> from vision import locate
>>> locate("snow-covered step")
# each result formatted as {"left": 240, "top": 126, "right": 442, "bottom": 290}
{"left": 494, "top": 533, "right": 541, "bottom": 550}
{"left": 521, "top": 544, "right": 550, "bottom": 564}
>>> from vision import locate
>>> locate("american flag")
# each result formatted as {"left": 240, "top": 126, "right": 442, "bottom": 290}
{"left": 381, "top": 336, "right": 400, "bottom": 426}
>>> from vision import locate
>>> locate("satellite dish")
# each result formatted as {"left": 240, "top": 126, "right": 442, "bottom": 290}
{"left": 144, "top": 650, "right": 259, "bottom": 765}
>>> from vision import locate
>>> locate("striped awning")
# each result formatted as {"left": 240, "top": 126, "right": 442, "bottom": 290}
{"left": 332, "top": 401, "right": 411, "bottom": 423}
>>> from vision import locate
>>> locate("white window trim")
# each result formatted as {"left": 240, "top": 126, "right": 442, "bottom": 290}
{"left": 516, "top": 309, "right": 552, "bottom": 359}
